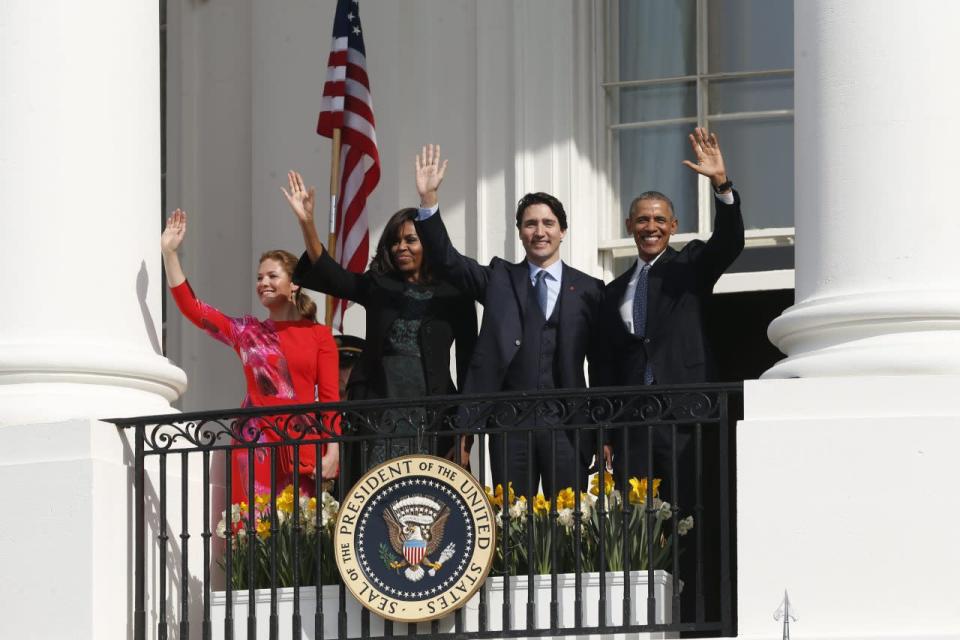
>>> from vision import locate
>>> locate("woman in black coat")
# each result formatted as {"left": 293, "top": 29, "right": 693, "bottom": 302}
{"left": 283, "top": 163, "right": 476, "bottom": 472}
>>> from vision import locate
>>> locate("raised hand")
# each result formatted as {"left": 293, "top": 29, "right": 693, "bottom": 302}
{"left": 414, "top": 144, "right": 448, "bottom": 207}
{"left": 681, "top": 127, "right": 729, "bottom": 188}
{"left": 161, "top": 209, "right": 188, "bottom": 255}
{"left": 281, "top": 170, "right": 317, "bottom": 224}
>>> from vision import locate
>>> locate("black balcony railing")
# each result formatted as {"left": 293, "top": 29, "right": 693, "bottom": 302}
{"left": 109, "top": 382, "right": 741, "bottom": 640}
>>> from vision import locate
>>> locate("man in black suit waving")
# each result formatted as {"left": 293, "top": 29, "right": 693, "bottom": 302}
{"left": 414, "top": 145, "right": 604, "bottom": 497}
{"left": 596, "top": 127, "right": 744, "bottom": 491}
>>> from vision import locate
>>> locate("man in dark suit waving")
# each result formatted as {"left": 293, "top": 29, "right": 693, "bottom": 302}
{"left": 414, "top": 145, "right": 604, "bottom": 497}
{"left": 596, "top": 127, "right": 744, "bottom": 491}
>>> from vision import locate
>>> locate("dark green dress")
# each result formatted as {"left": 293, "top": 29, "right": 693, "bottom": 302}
{"left": 365, "top": 285, "right": 432, "bottom": 465}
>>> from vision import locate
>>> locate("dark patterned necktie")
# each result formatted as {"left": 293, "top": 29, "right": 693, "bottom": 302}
{"left": 534, "top": 270, "right": 548, "bottom": 316}
{"left": 632, "top": 262, "right": 650, "bottom": 336}
{"left": 631, "top": 262, "right": 655, "bottom": 384}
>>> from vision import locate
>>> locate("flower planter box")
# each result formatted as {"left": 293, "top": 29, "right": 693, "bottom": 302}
{"left": 210, "top": 570, "right": 674, "bottom": 639}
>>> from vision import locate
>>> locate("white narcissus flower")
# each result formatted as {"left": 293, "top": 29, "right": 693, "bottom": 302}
{"left": 495, "top": 511, "right": 503, "bottom": 527}
{"left": 557, "top": 507, "right": 574, "bottom": 529}
{"left": 216, "top": 518, "right": 227, "bottom": 539}
{"left": 509, "top": 497, "right": 527, "bottom": 520}
{"left": 677, "top": 515, "right": 694, "bottom": 536}
{"left": 321, "top": 492, "right": 339, "bottom": 527}
{"left": 579, "top": 494, "right": 594, "bottom": 519}
{"left": 321, "top": 492, "right": 339, "bottom": 512}
{"left": 656, "top": 500, "right": 673, "bottom": 521}
{"left": 230, "top": 506, "right": 243, "bottom": 524}
{"left": 297, "top": 495, "right": 313, "bottom": 525}
{"left": 607, "top": 489, "right": 622, "bottom": 508}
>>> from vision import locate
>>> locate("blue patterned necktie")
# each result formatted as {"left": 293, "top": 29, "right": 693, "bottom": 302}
{"left": 631, "top": 262, "right": 655, "bottom": 384}
{"left": 533, "top": 270, "right": 549, "bottom": 316}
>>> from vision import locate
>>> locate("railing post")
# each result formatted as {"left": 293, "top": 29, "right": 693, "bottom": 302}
{"left": 134, "top": 424, "right": 146, "bottom": 640}
{"left": 180, "top": 451, "right": 191, "bottom": 640}
{"left": 719, "top": 391, "right": 735, "bottom": 636}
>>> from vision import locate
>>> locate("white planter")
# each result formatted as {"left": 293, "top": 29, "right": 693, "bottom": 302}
{"left": 210, "top": 570, "right": 674, "bottom": 639}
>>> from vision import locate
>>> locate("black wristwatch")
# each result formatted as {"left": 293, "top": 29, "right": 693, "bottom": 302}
{"left": 712, "top": 179, "right": 733, "bottom": 194}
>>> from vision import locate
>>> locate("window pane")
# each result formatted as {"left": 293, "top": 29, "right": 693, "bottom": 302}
{"left": 613, "top": 255, "right": 639, "bottom": 279}
{"left": 617, "top": 0, "right": 696, "bottom": 81}
{"left": 708, "top": 119, "right": 793, "bottom": 230}
{"left": 618, "top": 125, "right": 698, "bottom": 235}
{"left": 708, "top": 77, "right": 792, "bottom": 115}
{"left": 618, "top": 82, "right": 696, "bottom": 124}
{"left": 707, "top": 0, "right": 793, "bottom": 73}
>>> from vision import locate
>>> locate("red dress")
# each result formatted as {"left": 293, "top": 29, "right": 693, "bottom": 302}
{"left": 171, "top": 280, "right": 340, "bottom": 504}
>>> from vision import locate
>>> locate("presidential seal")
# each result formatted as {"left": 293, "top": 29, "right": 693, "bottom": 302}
{"left": 334, "top": 455, "right": 495, "bottom": 622}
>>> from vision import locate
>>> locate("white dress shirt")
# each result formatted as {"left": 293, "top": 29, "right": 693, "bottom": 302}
{"left": 528, "top": 259, "right": 563, "bottom": 318}
{"left": 416, "top": 203, "right": 440, "bottom": 220}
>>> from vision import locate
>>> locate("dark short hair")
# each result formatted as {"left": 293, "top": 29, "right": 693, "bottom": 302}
{"left": 515, "top": 192, "right": 568, "bottom": 230}
{"left": 628, "top": 191, "right": 675, "bottom": 220}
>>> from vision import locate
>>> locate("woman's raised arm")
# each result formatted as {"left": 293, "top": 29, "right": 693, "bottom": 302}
{"left": 282, "top": 170, "right": 324, "bottom": 263}
{"left": 160, "top": 209, "right": 188, "bottom": 287}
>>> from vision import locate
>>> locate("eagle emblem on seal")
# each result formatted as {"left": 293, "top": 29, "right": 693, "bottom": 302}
{"left": 382, "top": 494, "right": 456, "bottom": 582}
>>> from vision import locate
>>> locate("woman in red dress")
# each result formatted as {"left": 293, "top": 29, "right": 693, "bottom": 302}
{"left": 161, "top": 209, "right": 340, "bottom": 504}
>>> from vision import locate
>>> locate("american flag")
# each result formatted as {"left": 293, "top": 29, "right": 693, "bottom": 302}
{"left": 317, "top": 0, "right": 380, "bottom": 332}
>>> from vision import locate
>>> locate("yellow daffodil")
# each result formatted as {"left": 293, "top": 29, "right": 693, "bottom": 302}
{"left": 532, "top": 493, "right": 551, "bottom": 515}
{"left": 255, "top": 519, "right": 271, "bottom": 540}
{"left": 276, "top": 485, "right": 295, "bottom": 514}
{"left": 254, "top": 493, "right": 270, "bottom": 511}
{"left": 484, "top": 485, "right": 501, "bottom": 508}
{"left": 589, "top": 471, "right": 615, "bottom": 496}
{"left": 555, "top": 487, "right": 575, "bottom": 510}
{"left": 486, "top": 482, "right": 516, "bottom": 508}
{"left": 627, "top": 477, "right": 662, "bottom": 505}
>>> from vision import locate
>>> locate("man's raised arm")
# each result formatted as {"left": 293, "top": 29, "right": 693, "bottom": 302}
{"left": 681, "top": 128, "right": 744, "bottom": 282}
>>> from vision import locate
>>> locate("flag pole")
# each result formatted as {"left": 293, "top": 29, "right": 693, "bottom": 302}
{"left": 325, "top": 127, "right": 342, "bottom": 326}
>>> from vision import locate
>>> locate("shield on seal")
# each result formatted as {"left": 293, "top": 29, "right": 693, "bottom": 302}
{"left": 403, "top": 539, "right": 426, "bottom": 565}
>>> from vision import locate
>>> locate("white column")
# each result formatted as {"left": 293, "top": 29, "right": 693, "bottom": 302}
{"left": 737, "top": 3, "right": 960, "bottom": 639}
{"left": 0, "top": 3, "right": 188, "bottom": 640}
{"left": 765, "top": 0, "right": 960, "bottom": 378}
{"left": 0, "top": 0, "right": 187, "bottom": 424}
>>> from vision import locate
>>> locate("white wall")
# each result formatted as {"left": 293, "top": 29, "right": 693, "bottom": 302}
{"left": 738, "top": 376, "right": 960, "bottom": 639}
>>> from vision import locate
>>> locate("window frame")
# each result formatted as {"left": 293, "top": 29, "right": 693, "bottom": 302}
{"left": 600, "top": 0, "right": 795, "bottom": 266}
